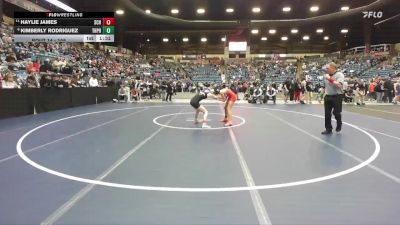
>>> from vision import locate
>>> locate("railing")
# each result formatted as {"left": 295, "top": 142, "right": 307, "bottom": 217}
{"left": 344, "top": 44, "right": 391, "bottom": 55}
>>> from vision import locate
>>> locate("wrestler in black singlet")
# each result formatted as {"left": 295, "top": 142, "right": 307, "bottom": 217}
{"left": 190, "top": 91, "right": 208, "bottom": 109}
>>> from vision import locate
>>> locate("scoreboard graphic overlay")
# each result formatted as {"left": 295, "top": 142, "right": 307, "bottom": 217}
{"left": 14, "top": 12, "right": 114, "bottom": 42}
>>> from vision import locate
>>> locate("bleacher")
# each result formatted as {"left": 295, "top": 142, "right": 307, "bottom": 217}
{"left": 341, "top": 63, "right": 370, "bottom": 76}
{"left": 340, "top": 56, "right": 399, "bottom": 80}
{"left": 261, "top": 62, "right": 296, "bottom": 84}
{"left": 303, "top": 57, "right": 337, "bottom": 83}
{"left": 13, "top": 46, "right": 60, "bottom": 64}
{"left": 362, "top": 68, "right": 399, "bottom": 80}
{"left": 263, "top": 74, "right": 292, "bottom": 84}
{"left": 2, "top": 19, "right": 398, "bottom": 88}
{"left": 150, "top": 66, "right": 173, "bottom": 80}
{"left": 188, "top": 65, "right": 222, "bottom": 84}
{"left": 227, "top": 65, "right": 250, "bottom": 81}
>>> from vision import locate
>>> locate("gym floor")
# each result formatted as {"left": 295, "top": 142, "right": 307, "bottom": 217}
{"left": 0, "top": 101, "right": 399, "bottom": 225}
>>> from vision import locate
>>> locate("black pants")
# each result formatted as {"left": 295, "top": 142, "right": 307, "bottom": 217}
{"left": 289, "top": 91, "right": 294, "bottom": 101}
{"left": 118, "top": 95, "right": 127, "bottom": 101}
{"left": 324, "top": 95, "right": 342, "bottom": 131}
{"left": 383, "top": 90, "right": 393, "bottom": 103}
{"left": 166, "top": 92, "right": 172, "bottom": 101}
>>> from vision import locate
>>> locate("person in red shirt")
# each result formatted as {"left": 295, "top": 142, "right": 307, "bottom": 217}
{"left": 32, "top": 59, "right": 41, "bottom": 72}
{"left": 26, "top": 62, "right": 37, "bottom": 73}
{"left": 131, "top": 88, "right": 139, "bottom": 101}
{"left": 214, "top": 85, "right": 237, "bottom": 126}
{"left": 368, "top": 79, "right": 377, "bottom": 101}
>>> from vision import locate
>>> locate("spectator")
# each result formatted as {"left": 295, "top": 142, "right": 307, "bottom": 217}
{"left": 131, "top": 88, "right": 139, "bottom": 101}
{"left": 160, "top": 80, "right": 167, "bottom": 101}
{"left": 383, "top": 78, "right": 394, "bottom": 103}
{"left": 375, "top": 79, "right": 384, "bottom": 103}
{"left": 368, "top": 79, "right": 377, "bottom": 101}
{"left": 5, "top": 53, "right": 17, "bottom": 63}
{"left": 344, "top": 88, "right": 354, "bottom": 103}
{"left": 78, "top": 75, "right": 87, "bottom": 87}
{"left": 300, "top": 78, "right": 308, "bottom": 104}
{"left": 394, "top": 79, "right": 400, "bottom": 104}
{"left": 1, "top": 73, "right": 20, "bottom": 89}
{"left": 26, "top": 73, "right": 39, "bottom": 88}
{"left": 70, "top": 75, "right": 79, "bottom": 88}
{"left": 40, "top": 59, "right": 53, "bottom": 73}
{"left": 282, "top": 78, "right": 290, "bottom": 103}
{"left": 294, "top": 79, "right": 302, "bottom": 103}
{"left": 166, "top": 81, "right": 173, "bottom": 102}
{"left": 124, "top": 83, "right": 131, "bottom": 101}
{"left": 316, "top": 87, "right": 325, "bottom": 103}
{"left": 52, "top": 76, "right": 63, "bottom": 88}
{"left": 52, "top": 57, "right": 62, "bottom": 72}
{"left": 40, "top": 75, "right": 53, "bottom": 88}
{"left": 32, "top": 59, "right": 41, "bottom": 72}
{"left": 134, "top": 80, "right": 142, "bottom": 101}
{"left": 252, "top": 85, "right": 263, "bottom": 104}
{"left": 88, "top": 75, "right": 99, "bottom": 87}
{"left": 306, "top": 80, "right": 313, "bottom": 104}
{"left": 115, "top": 85, "right": 128, "bottom": 102}
{"left": 26, "top": 61, "right": 38, "bottom": 73}
{"left": 60, "top": 75, "right": 70, "bottom": 88}
{"left": 265, "top": 85, "right": 277, "bottom": 104}
{"left": 354, "top": 80, "right": 366, "bottom": 105}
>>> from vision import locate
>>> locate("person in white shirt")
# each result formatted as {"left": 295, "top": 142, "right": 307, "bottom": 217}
{"left": 342, "top": 80, "right": 348, "bottom": 91}
{"left": 113, "top": 85, "right": 129, "bottom": 102}
{"left": 88, "top": 75, "right": 98, "bottom": 87}
{"left": 265, "top": 85, "right": 277, "bottom": 104}
{"left": 1, "top": 74, "right": 20, "bottom": 89}
{"left": 124, "top": 83, "right": 131, "bottom": 102}
{"left": 134, "top": 80, "right": 142, "bottom": 101}
{"left": 301, "top": 79, "right": 313, "bottom": 104}
{"left": 394, "top": 79, "right": 400, "bottom": 104}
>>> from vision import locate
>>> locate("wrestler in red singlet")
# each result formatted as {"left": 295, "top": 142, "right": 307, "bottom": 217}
{"left": 225, "top": 88, "right": 237, "bottom": 102}
{"left": 216, "top": 87, "right": 237, "bottom": 126}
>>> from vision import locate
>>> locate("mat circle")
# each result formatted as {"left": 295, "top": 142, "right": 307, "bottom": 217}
{"left": 16, "top": 105, "right": 380, "bottom": 192}
{"left": 153, "top": 112, "right": 246, "bottom": 130}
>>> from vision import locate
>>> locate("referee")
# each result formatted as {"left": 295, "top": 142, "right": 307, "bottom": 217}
{"left": 322, "top": 62, "right": 344, "bottom": 135}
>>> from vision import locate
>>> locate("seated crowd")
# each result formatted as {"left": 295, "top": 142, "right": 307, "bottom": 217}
{"left": 1, "top": 22, "right": 399, "bottom": 105}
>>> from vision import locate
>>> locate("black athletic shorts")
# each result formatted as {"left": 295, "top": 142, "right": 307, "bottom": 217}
{"left": 190, "top": 99, "right": 200, "bottom": 109}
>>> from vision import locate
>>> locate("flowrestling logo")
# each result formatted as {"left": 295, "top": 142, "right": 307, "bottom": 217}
{"left": 363, "top": 11, "right": 383, "bottom": 19}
